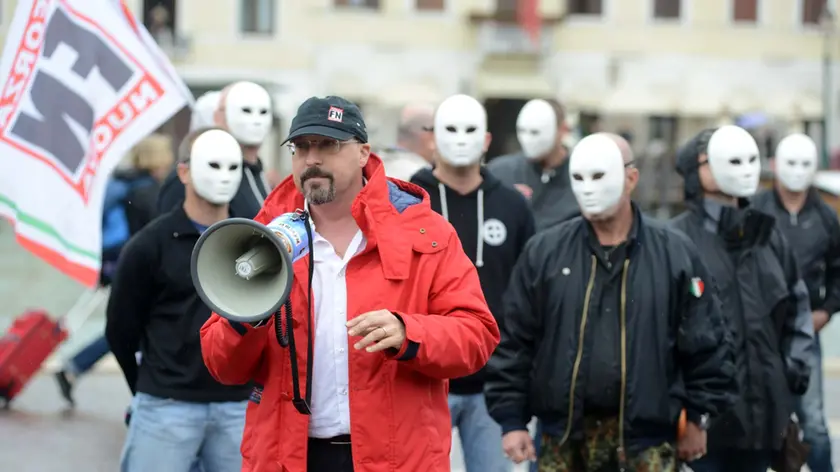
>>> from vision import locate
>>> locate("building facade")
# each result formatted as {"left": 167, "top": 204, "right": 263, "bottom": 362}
{"left": 0, "top": 0, "right": 836, "bottom": 172}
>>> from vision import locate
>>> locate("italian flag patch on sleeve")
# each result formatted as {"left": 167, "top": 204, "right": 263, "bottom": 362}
{"left": 690, "top": 277, "right": 705, "bottom": 298}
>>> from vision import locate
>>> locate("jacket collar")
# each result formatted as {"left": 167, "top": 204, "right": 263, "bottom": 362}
{"left": 168, "top": 206, "right": 202, "bottom": 238}
{"left": 771, "top": 186, "right": 821, "bottom": 214}
{"left": 583, "top": 202, "right": 644, "bottom": 253}
{"left": 264, "top": 154, "right": 426, "bottom": 280}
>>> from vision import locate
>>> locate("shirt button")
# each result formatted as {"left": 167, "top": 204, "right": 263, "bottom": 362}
{"left": 340, "top": 388, "right": 348, "bottom": 395}
{"left": 337, "top": 348, "right": 345, "bottom": 353}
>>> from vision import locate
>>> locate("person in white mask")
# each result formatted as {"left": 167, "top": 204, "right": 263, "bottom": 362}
{"left": 753, "top": 132, "right": 840, "bottom": 472}
{"left": 487, "top": 98, "right": 579, "bottom": 231}
{"left": 487, "top": 132, "right": 734, "bottom": 471}
{"left": 106, "top": 127, "right": 251, "bottom": 472}
{"left": 672, "top": 126, "right": 814, "bottom": 472}
{"left": 158, "top": 81, "right": 272, "bottom": 218}
{"left": 189, "top": 91, "right": 221, "bottom": 132}
{"left": 409, "top": 94, "right": 535, "bottom": 472}
{"left": 773, "top": 133, "right": 819, "bottom": 192}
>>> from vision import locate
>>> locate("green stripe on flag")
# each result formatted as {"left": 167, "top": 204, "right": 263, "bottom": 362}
{"left": 0, "top": 192, "right": 100, "bottom": 261}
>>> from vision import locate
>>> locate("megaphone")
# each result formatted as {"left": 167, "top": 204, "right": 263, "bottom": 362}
{"left": 191, "top": 211, "right": 313, "bottom": 324}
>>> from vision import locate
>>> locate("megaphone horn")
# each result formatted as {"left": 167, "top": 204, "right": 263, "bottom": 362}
{"left": 191, "top": 212, "right": 313, "bottom": 324}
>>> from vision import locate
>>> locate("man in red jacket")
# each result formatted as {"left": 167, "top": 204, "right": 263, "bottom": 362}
{"left": 200, "top": 96, "right": 500, "bottom": 472}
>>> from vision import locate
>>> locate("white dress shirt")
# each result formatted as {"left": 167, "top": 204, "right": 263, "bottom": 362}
{"left": 307, "top": 229, "right": 366, "bottom": 438}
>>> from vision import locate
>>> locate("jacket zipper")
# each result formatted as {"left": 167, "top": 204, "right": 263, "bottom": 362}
{"left": 558, "top": 255, "right": 598, "bottom": 446}
{"left": 617, "top": 258, "right": 631, "bottom": 471}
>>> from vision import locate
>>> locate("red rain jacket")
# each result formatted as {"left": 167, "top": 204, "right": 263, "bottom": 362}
{"left": 200, "top": 155, "right": 500, "bottom": 472}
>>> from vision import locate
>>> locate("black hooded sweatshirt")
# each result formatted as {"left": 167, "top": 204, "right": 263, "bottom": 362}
{"left": 411, "top": 167, "right": 536, "bottom": 394}
{"left": 669, "top": 130, "right": 813, "bottom": 451}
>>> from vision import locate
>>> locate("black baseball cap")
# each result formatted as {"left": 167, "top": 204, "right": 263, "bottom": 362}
{"left": 283, "top": 96, "right": 368, "bottom": 144}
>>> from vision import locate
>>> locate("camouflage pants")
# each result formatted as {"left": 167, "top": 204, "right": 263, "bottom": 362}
{"left": 538, "top": 417, "right": 677, "bottom": 472}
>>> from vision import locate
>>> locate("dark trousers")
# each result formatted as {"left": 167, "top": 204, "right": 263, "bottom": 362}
{"left": 688, "top": 449, "right": 771, "bottom": 472}
{"left": 307, "top": 435, "right": 354, "bottom": 472}
{"left": 67, "top": 335, "right": 110, "bottom": 375}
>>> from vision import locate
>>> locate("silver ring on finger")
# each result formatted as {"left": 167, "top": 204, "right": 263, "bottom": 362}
{"left": 380, "top": 326, "right": 388, "bottom": 337}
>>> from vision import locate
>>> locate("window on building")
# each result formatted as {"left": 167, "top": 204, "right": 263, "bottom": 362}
{"left": 803, "top": 0, "right": 827, "bottom": 25}
{"left": 240, "top": 0, "right": 275, "bottom": 34}
{"left": 804, "top": 119, "right": 824, "bottom": 154}
{"left": 143, "top": 0, "right": 177, "bottom": 41}
{"left": 653, "top": 0, "right": 681, "bottom": 20}
{"left": 568, "top": 0, "right": 603, "bottom": 15}
{"left": 334, "top": 0, "right": 380, "bottom": 8}
{"left": 578, "top": 113, "right": 602, "bottom": 136}
{"left": 416, "top": 0, "right": 444, "bottom": 10}
{"left": 496, "top": 0, "right": 517, "bottom": 14}
{"left": 732, "top": 0, "right": 758, "bottom": 22}
{"left": 648, "top": 115, "right": 678, "bottom": 146}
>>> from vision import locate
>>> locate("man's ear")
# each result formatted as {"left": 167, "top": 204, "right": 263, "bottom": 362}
{"left": 560, "top": 122, "right": 570, "bottom": 135}
{"left": 626, "top": 167, "right": 640, "bottom": 194}
{"left": 359, "top": 143, "right": 371, "bottom": 168}
{"left": 213, "top": 107, "right": 226, "bottom": 128}
{"left": 483, "top": 132, "right": 493, "bottom": 152}
{"left": 177, "top": 162, "right": 190, "bottom": 185}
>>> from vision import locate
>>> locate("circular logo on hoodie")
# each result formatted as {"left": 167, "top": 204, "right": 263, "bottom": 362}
{"left": 483, "top": 219, "right": 507, "bottom": 246}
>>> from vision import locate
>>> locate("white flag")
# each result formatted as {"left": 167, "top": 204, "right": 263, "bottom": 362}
{"left": 0, "top": 0, "right": 190, "bottom": 287}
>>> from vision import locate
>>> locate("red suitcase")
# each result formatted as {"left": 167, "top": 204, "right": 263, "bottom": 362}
{"left": 0, "top": 287, "right": 107, "bottom": 407}
{"left": 0, "top": 311, "right": 68, "bottom": 407}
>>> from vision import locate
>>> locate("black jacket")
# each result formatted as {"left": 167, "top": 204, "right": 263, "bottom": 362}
{"left": 485, "top": 205, "right": 736, "bottom": 451}
{"left": 156, "top": 159, "right": 269, "bottom": 218}
{"left": 410, "top": 168, "right": 535, "bottom": 394}
{"left": 104, "top": 207, "right": 251, "bottom": 403}
{"left": 486, "top": 154, "right": 580, "bottom": 232}
{"left": 670, "top": 132, "right": 814, "bottom": 451}
{"left": 753, "top": 188, "right": 840, "bottom": 318}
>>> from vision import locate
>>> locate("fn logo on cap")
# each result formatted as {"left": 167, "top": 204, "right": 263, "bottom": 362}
{"left": 327, "top": 106, "right": 344, "bottom": 122}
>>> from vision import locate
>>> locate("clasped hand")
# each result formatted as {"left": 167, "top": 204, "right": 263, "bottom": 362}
{"left": 346, "top": 309, "right": 406, "bottom": 353}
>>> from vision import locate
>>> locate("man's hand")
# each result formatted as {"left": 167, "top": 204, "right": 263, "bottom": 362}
{"left": 502, "top": 430, "right": 536, "bottom": 464}
{"left": 813, "top": 309, "right": 830, "bottom": 333}
{"left": 513, "top": 184, "right": 533, "bottom": 200}
{"left": 677, "top": 421, "right": 707, "bottom": 462}
{"left": 347, "top": 310, "right": 407, "bottom": 353}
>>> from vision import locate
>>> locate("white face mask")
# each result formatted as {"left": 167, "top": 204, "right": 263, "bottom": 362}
{"left": 190, "top": 90, "right": 221, "bottom": 132}
{"left": 190, "top": 130, "right": 244, "bottom": 204}
{"left": 517, "top": 99, "right": 557, "bottom": 160}
{"left": 224, "top": 82, "right": 272, "bottom": 146}
{"left": 569, "top": 134, "right": 625, "bottom": 218}
{"left": 434, "top": 94, "right": 487, "bottom": 167}
{"left": 706, "top": 125, "right": 761, "bottom": 198}
{"left": 775, "top": 133, "right": 818, "bottom": 192}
